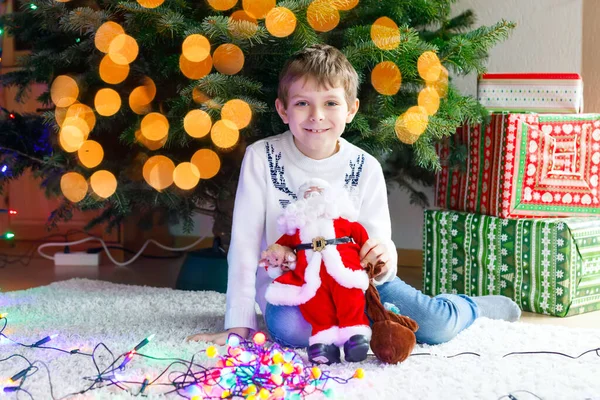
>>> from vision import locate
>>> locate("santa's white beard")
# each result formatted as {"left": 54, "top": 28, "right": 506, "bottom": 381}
{"left": 277, "top": 191, "right": 358, "bottom": 235}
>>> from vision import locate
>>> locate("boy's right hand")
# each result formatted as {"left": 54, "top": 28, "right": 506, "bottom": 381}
{"left": 186, "top": 327, "right": 250, "bottom": 346}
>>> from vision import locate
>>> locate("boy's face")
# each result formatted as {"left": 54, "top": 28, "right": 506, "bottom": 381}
{"left": 275, "top": 77, "right": 359, "bottom": 160}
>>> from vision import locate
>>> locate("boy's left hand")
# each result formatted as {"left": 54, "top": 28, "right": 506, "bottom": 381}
{"left": 359, "top": 238, "right": 390, "bottom": 278}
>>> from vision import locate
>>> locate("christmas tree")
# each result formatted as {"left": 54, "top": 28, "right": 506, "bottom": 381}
{"left": 0, "top": 0, "right": 514, "bottom": 244}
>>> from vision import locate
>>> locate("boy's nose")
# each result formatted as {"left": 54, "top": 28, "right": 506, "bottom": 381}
{"left": 310, "top": 107, "right": 325, "bottom": 121}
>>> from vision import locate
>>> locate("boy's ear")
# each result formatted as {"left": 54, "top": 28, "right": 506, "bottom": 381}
{"left": 275, "top": 98, "right": 289, "bottom": 124}
{"left": 346, "top": 98, "right": 360, "bottom": 123}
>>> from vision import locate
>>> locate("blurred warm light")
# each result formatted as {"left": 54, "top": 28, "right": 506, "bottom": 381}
{"left": 61, "top": 172, "right": 88, "bottom": 203}
{"left": 95, "top": 22, "right": 125, "bottom": 54}
{"left": 180, "top": 54, "right": 213, "bottom": 80}
{"left": 265, "top": 7, "right": 297, "bottom": 38}
{"left": 228, "top": 10, "right": 258, "bottom": 39}
{"left": 143, "top": 155, "right": 175, "bottom": 190}
{"left": 213, "top": 44, "right": 244, "bottom": 75}
{"left": 307, "top": 0, "right": 340, "bottom": 32}
{"left": 211, "top": 119, "right": 239, "bottom": 149}
{"left": 182, "top": 34, "right": 211, "bottom": 62}
{"left": 173, "top": 162, "right": 201, "bottom": 190}
{"left": 207, "top": 0, "right": 237, "bottom": 10}
{"left": 418, "top": 51, "right": 442, "bottom": 82}
{"left": 427, "top": 65, "right": 449, "bottom": 98}
{"left": 418, "top": 86, "right": 440, "bottom": 115}
{"left": 99, "top": 55, "right": 130, "bottom": 84}
{"left": 332, "top": 0, "right": 359, "bottom": 10}
{"left": 95, "top": 88, "right": 122, "bottom": 117}
{"left": 51, "top": 75, "right": 79, "bottom": 108}
{"left": 184, "top": 109, "right": 212, "bottom": 138}
{"left": 395, "top": 105, "right": 429, "bottom": 145}
{"left": 371, "top": 17, "right": 400, "bottom": 51}
{"left": 90, "top": 170, "right": 117, "bottom": 198}
{"left": 243, "top": 0, "right": 275, "bottom": 19}
{"left": 55, "top": 107, "right": 67, "bottom": 127}
{"left": 191, "top": 148, "right": 221, "bottom": 179}
{"left": 221, "top": 99, "right": 252, "bottom": 129}
{"left": 371, "top": 61, "right": 401, "bottom": 96}
{"left": 66, "top": 103, "right": 96, "bottom": 132}
{"left": 135, "top": 129, "right": 167, "bottom": 150}
{"left": 108, "top": 34, "right": 139, "bottom": 65}
{"left": 141, "top": 112, "right": 169, "bottom": 141}
{"left": 136, "top": 0, "right": 164, "bottom": 8}
{"left": 192, "top": 88, "right": 211, "bottom": 104}
{"left": 59, "top": 116, "right": 90, "bottom": 152}
{"left": 129, "top": 78, "right": 156, "bottom": 115}
{"left": 78, "top": 140, "right": 104, "bottom": 168}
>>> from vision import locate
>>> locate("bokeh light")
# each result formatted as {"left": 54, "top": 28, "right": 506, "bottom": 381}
{"left": 371, "top": 17, "right": 400, "bottom": 51}
{"left": 173, "top": 162, "right": 201, "bottom": 190}
{"left": 418, "top": 86, "right": 440, "bottom": 115}
{"left": 211, "top": 119, "right": 239, "bottom": 149}
{"left": 180, "top": 54, "right": 213, "bottom": 80}
{"left": 99, "top": 54, "right": 130, "bottom": 84}
{"left": 95, "top": 88, "right": 122, "bottom": 117}
{"left": 129, "top": 78, "right": 156, "bottom": 115}
{"left": 141, "top": 112, "right": 169, "bottom": 141}
{"left": 59, "top": 116, "right": 90, "bottom": 152}
{"left": 213, "top": 44, "right": 244, "bottom": 75}
{"left": 51, "top": 75, "right": 79, "bottom": 108}
{"left": 135, "top": 129, "right": 167, "bottom": 150}
{"left": 427, "top": 65, "right": 449, "bottom": 98}
{"left": 182, "top": 34, "right": 211, "bottom": 62}
{"left": 95, "top": 22, "right": 125, "bottom": 54}
{"left": 136, "top": 0, "right": 164, "bottom": 8}
{"left": 265, "top": 7, "right": 297, "bottom": 38}
{"left": 90, "top": 170, "right": 117, "bottom": 198}
{"left": 55, "top": 107, "right": 68, "bottom": 127}
{"left": 221, "top": 99, "right": 252, "bottom": 129}
{"left": 191, "top": 148, "right": 221, "bottom": 179}
{"left": 184, "top": 109, "right": 212, "bottom": 138}
{"left": 307, "top": 0, "right": 340, "bottom": 32}
{"left": 143, "top": 155, "right": 175, "bottom": 190}
{"left": 192, "top": 88, "right": 211, "bottom": 104}
{"left": 207, "top": 0, "right": 237, "bottom": 11}
{"left": 61, "top": 172, "right": 88, "bottom": 203}
{"left": 108, "top": 34, "right": 139, "bottom": 65}
{"left": 417, "top": 51, "right": 442, "bottom": 82}
{"left": 371, "top": 61, "right": 402, "bottom": 96}
{"left": 78, "top": 140, "right": 104, "bottom": 168}
{"left": 66, "top": 103, "right": 96, "bottom": 133}
{"left": 332, "top": 0, "right": 359, "bottom": 10}
{"left": 395, "top": 106, "right": 429, "bottom": 144}
{"left": 242, "top": 0, "right": 275, "bottom": 19}
{"left": 228, "top": 10, "right": 258, "bottom": 39}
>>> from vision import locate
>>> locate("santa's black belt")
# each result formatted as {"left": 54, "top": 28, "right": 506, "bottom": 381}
{"left": 295, "top": 236, "right": 352, "bottom": 252}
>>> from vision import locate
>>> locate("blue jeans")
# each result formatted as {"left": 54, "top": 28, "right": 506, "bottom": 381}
{"left": 264, "top": 276, "right": 479, "bottom": 347}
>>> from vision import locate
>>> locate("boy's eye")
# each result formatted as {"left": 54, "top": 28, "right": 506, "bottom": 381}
{"left": 326, "top": 101, "right": 339, "bottom": 106}
{"left": 295, "top": 101, "right": 308, "bottom": 106}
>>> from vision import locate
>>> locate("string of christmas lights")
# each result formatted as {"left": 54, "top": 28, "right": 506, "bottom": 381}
{"left": 0, "top": 314, "right": 365, "bottom": 398}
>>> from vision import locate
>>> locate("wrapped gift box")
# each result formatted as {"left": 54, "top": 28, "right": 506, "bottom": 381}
{"left": 422, "top": 210, "right": 600, "bottom": 317}
{"left": 478, "top": 73, "right": 584, "bottom": 113}
{"left": 435, "top": 112, "right": 600, "bottom": 218}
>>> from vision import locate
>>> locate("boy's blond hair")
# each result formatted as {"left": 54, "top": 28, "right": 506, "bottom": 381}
{"left": 278, "top": 44, "right": 359, "bottom": 107}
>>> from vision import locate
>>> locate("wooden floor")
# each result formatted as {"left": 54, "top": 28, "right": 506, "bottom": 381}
{"left": 1, "top": 249, "right": 599, "bottom": 329}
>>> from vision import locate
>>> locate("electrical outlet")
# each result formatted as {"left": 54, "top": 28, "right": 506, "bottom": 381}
{"left": 54, "top": 252, "right": 100, "bottom": 266}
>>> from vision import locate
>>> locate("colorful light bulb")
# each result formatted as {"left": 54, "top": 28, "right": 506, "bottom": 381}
{"left": 32, "top": 334, "right": 58, "bottom": 347}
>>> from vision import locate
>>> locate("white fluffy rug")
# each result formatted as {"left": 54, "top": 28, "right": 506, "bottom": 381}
{"left": 1, "top": 279, "right": 600, "bottom": 399}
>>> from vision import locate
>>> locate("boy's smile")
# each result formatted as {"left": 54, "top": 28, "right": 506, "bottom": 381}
{"left": 276, "top": 77, "right": 359, "bottom": 160}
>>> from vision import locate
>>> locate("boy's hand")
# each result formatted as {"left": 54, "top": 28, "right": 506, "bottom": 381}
{"left": 359, "top": 238, "right": 390, "bottom": 278}
{"left": 186, "top": 327, "right": 250, "bottom": 346}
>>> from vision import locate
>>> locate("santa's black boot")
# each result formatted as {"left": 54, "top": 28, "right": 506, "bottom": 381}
{"left": 343, "top": 335, "right": 369, "bottom": 362}
{"left": 308, "top": 343, "right": 341, "bottom": 365}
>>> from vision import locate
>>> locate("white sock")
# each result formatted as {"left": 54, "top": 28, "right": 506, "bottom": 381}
{"left": 473, "top": 295, "right": 521, "bottom": 322}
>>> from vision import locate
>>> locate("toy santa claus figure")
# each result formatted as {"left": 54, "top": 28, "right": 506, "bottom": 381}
{"left": 263, "top": 178, "right": 371, "bottom": 365}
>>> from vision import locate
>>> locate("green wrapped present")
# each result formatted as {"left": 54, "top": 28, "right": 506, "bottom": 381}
{"left": 423, "top": 210, "right": 600, "bottom": 317}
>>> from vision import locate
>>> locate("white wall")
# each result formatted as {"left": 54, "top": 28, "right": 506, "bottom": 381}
{"left": 173, "top": 0, "right": 584, "bottom": 250}
{"left": 389, "top": 0, "right": 583, "bottom": 249}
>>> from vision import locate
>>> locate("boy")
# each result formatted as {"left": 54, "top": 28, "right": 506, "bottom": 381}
{"left": 187, "top": 44, "right": 520, "bottom": 353}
